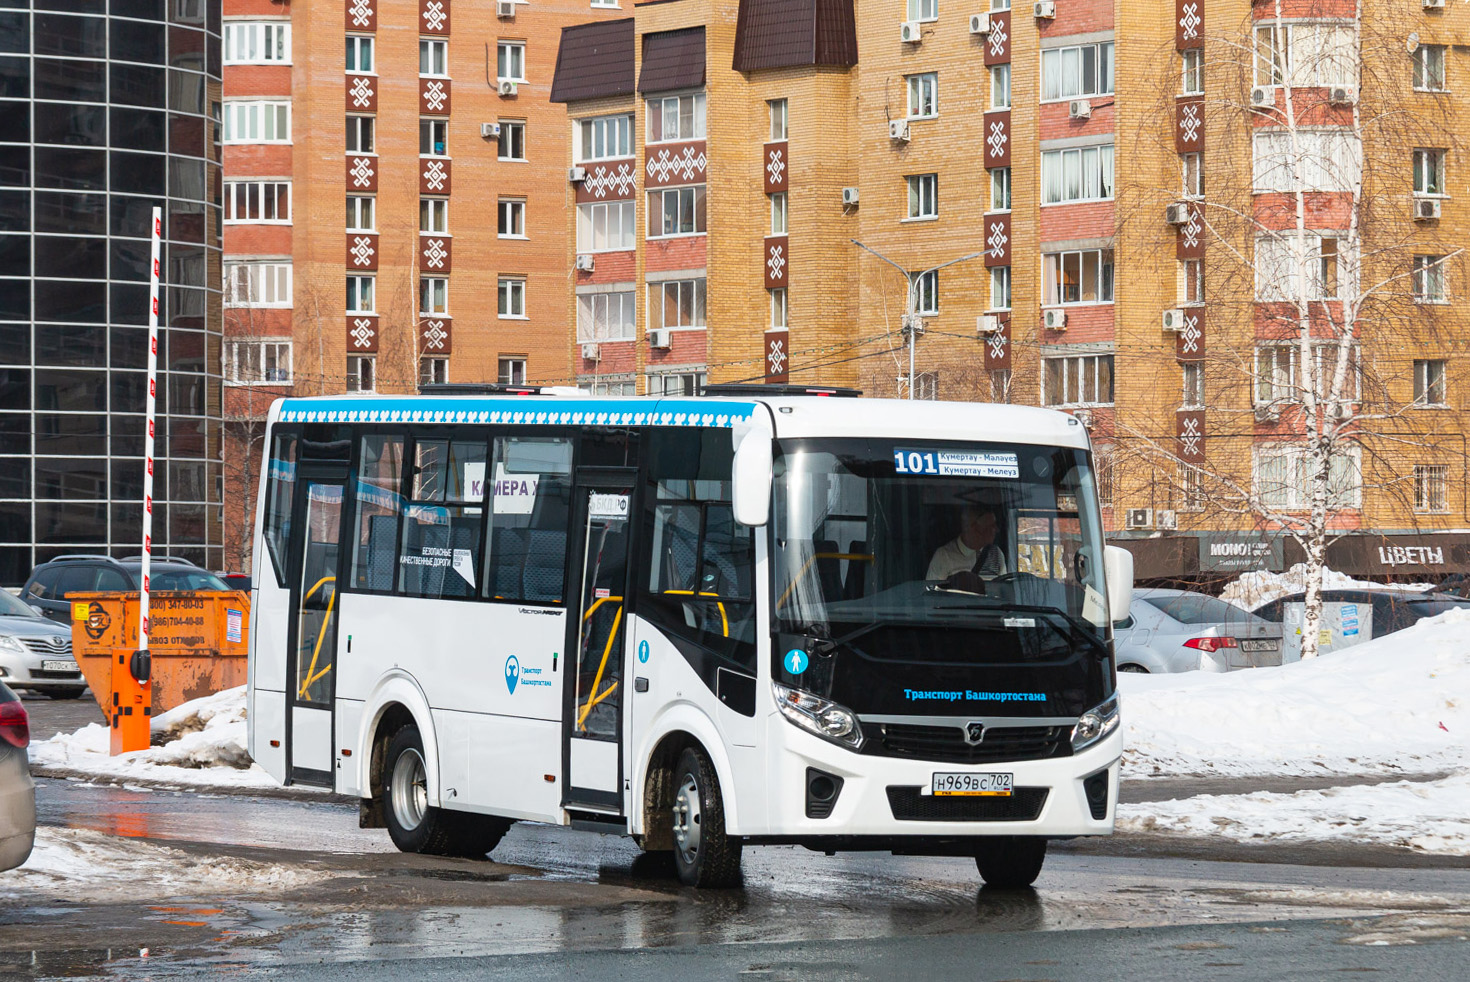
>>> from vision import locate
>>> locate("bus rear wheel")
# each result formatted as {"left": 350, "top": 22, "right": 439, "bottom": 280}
{"left": 383, "top": 724, "right": 510, "bottom": 858}
{"left": 975, "top": 836, "right": 1047, "bottom": 889}
{"left": 670, "top": 746, "right": 742, "bottom": 888}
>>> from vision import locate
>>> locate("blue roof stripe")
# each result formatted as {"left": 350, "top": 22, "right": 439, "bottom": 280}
{"left": 276, "top": 397, "right": 758, "bottom": 429}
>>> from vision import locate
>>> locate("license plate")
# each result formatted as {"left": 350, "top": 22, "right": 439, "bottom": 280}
{"left": 42, "top": 660, "right": 77, "bottom": 672}
{"left": 1239, "top": 639, "right": 1280, "bottom": 652}
{"left": 931, "top": 772, "right": 1013, "bottom": 797}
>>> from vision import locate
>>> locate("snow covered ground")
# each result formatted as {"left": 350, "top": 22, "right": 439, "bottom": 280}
{"left": 1219, "top": 562, "right": 1435, "bottom": 609}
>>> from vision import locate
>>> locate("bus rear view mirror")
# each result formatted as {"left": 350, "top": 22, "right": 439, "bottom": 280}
{"left": 732, "top": 434, "right": 773, "bottom": 527}
{"left": 1103, "top": 545, "right": 1134, "bottom": 625}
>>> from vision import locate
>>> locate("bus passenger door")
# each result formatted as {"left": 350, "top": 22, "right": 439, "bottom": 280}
{"left": 563, "top": 469, "right": 636, "bottom": 814}
{"left": 285, "top": 463, "right": 348, "bottom": 788}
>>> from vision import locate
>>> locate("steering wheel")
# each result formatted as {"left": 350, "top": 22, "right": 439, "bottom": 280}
{"left": 990, "top": 571, "right": 1042, "bottom": 586}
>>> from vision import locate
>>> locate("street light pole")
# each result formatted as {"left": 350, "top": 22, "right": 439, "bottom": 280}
{"left": 850, "top": 241, "right": 984, "bottom": 400}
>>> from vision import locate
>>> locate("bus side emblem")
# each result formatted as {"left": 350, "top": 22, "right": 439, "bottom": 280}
{"left": 964, "top": 722, "right": 985, "bottom": 745}
{"left": 505, "top": 655, "right": 520, "bottom": 694}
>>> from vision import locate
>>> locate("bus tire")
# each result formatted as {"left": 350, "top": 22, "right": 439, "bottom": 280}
{"left": 670, "top": 746, "right": 742, "bottom": 888}
{"left": 975, "top": 836, "right": 1047, "bottom": 889}
{"left": 382, "top": 724, "right": 457, "bottom": 856}
{"left": 446, "top": 814, "right": 513, "bottom": 859}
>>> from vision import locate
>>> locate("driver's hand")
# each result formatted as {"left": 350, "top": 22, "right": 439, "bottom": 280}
{"left": 940, "top": 571, "right": 986, "bottom": 595}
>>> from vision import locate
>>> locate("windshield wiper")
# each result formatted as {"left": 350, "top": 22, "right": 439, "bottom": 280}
{"left": 800, "top": 620, "right": 887, "bottom": 658}
{"left": 933, "top": 603, "right": 1110, "bottom": 656}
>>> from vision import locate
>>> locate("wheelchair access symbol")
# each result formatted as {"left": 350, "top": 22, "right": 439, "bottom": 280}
{"left": 638, "top": 640, "right": 650, "bottom": 664}
{"left": 505, "top": 655, "right": 520, "bottom": 694}
{"left": 785, "top": 649, "right": 809, "bottom": 674}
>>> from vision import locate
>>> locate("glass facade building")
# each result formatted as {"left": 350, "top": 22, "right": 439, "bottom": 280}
{"left": 0, "top": 1, "right": 224, "bottom": 583}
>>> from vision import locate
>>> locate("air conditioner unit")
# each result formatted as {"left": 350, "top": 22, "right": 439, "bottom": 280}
{"left": 1164, "top": 202, "right": 1190, "bottom": 225}
{"left": 1424, "top": 0, "right": 1444, "bottom": 9}
{"left": 1156, "top": 509, "right": 1179, "bottom": 531}
{"left": 480, "top": 122, "right": 502, "bottom": 139}
{"left": 1043, "top": 308, "right": 1067, "bottom": 330}
{"left": 978, "top": 314, "right": 1002, "bottom": 334}
{"left": 1414, "top": 196, "right": 1442, "bottom": 220}
{"left": 1071, "top": 408, "right": 1093, "bottom": 429}
{"left": 1250, "top": 86, "right": 1273, "bottom": 108}
{"left": 1161, "top": 308, "right": 1187, "bottom": 332}
{"left": 648, "top": 328, "right": 672, "bottom": 350}
{"left": 970, "top": 13, "right": 991, "bottom": 34}
{"left": 841, "top": 186, "right": 860, "bottom": 206}
{"left": 888, "top": 119, "right": 911, "bottom": 142}
{"left": 900, "top": 20, "right": 922, "bottom": 43}
{"left": 1033, "top": 0, "right": 1056, "bottom": 19}
{"left": 1328, "top": 85, "right": 1357, "bottom": 106}
{"left": 574, "top": 254, "right": 595, "bottom": 272}
{"left": 581, "top": 342, "right": 600, "bottom": 361}
{"left": 498, "top": 80, "right": 518, "bottom": 97}
{"left": 1254, "top": 403, "right": 1281, "bottom": 423}
{"left": 1068, "top": 100, "right": 1092, "bottom": 120}
{"left": 496, "top": 0, "right": 515, "bottom": 18}
{"left": 567, "top": 166, "right": 587, "bottom": 183}
{"left": 1125, "top": 508, "right": 1153, "bottom": 530}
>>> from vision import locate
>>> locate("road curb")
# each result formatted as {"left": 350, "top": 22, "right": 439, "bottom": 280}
{"left": 31, "top": 765, "right": 356, "bottom": 805}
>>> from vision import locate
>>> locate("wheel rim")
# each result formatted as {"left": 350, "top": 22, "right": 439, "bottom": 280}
{"left": 672, "top": 771, "right": 702, "bottom": 866}
{"left": 390, "top": 747, "right": 428, "bottom": 831}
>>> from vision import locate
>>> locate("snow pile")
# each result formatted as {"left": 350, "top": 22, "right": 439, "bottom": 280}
{"left": 1120, "top": 608, "right": 1469, "bottom": 779}
{"left": 28, "top": 685, "right": 282, "bottom": 789}
{"left": 1118, "top": 772, "right": 1470, "bottom": 855}
{"left": 1220, "top": 563, "right": 1435, "bottom": 610}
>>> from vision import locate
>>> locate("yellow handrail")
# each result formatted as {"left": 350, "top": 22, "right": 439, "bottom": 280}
{"left": 582, "top": 594, "right": 623, "bottom": 622}
{"left": 775, "top": 552, "right": 875, "bottom": 608}
{"left": 662, "top": 590, "right": 729, "bottom": 637}
{"left": 298, "top": 575, "right": 337, "bottom": 701}
{"left": 577, "top": 603, "right": 623, "bottom": 730}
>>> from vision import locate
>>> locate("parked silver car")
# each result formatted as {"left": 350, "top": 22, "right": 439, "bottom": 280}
{"left": 0, "top": 590, "right": 85, "bottom": 699}
{"left": 1114, "top": 588, "right": 1284, "bottom": 674}
{"left": 0, "top": 681, "right": 34, "bottom": 871}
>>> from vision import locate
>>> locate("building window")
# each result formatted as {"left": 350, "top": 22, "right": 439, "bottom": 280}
{"left": 1173, "top": 463, "right": 1205, "bottom": 511}
{"left": 227, "top": 340, "right": 292, "bottom": 385}
{"left": 498, "top": 357, "right": 527, "bottom": 385}
{"left": 1182, "top": 258, "right": 1204, "bottom": 305}
{"left": 906, "top": 174, "right": 938, "bottom": 219}
{"left": 420, "top": 197, "right": 448, "bottom": 233}
{"left": 990, "top": 64, "right": 1011, "bottom": 110}
{"left": 223, "top": 101, "right": 290, "bottom": 143}
{"left": 347, "top": 195, "right": 376, "bottom": 231}
{"left": 576, "top": 113, "right": 633, "bottom": 162}
{"left": 346, "top": 35, "right": 374, "bottom": 72}
{"left": 1044, "top": 249, "right": 1114, "bottom": 305}
{"left": 1414, "top": 148, "right": 1446, "bottom": 196}
{"left": 582, "top": 374, "right": 636, "bottom": 396}
{"left": 1252, "top": 130, "right": 1360, "bottom": 193}
{"left": 1413, "top": 44, "right": 1446, "bottom": 92}
{"left": 577, "top": 290, "right": 636, "bottom": 341}
{"left": 648, "top": 278, "right": 706, "bottom": 329}
{"left": 1254, "top": 24, "right": 1357, "bottom": 87}
{"left": 990, "top": 368, "right": 1012, "bottom": 404}
{"left": 990, "top": 266, "right": 1011, "bottom": 310}
{"left": 910, "top": 372, "right": 939, "bottom": 401}
{"left": 647, "top": 92, "right": 706, "bottom": 143}
{"left": 648, "top": 186, "right": 707, "bottom": 238}
{"left": 647, "top": 370, "right": 707, "bottom": 397}
{"left": 419, "top": 38, "right": 448, "bottom": 77}
{"left": 225, "top": 262, "right": 292, "bottom": 306}
{"left": 420, "top": 277, "right": 448, "bottom": 315}
{"left": 347, "top": 356, "right": 375, "bottom": 393}
{"left": 1415, "top": 359, "right": 1447, "bottom": 406}
{"left": 1041, "top": 146, "right": 1114, "bottom": 204}
{"left": 1254, "top": 344, "right": 1360, "bottom": 405}
{"left": 769, "top": 192, "right": 787, "bottom": 235}
{"left": 420, "top": 357, "right": 448, "bottom": 387}
{"left": 497, "top": 42, "right": 526, "bottom": 82}
{"left": 498, "top": 120, "right": 526, "bottom": 160}
{"left": 1254, "top": 445, "right": 1360, "bottom": 510}
{"left": 1414, "top": 464, "right": 1448, "bottom": 513}
{"left": 1414, "top": 254, "right": 1447, "bottom": 303}
{"left": 346, "top": 115, "right": 375, "bottom": 153}
{"left": 420, "top": 119, "right": 448, "bottom": 156}
{"left": 990, "top": 167, "right": 1011, "bottom": 211}
{"left": 591, "top": 0, "right": 619, "bottom": 7}
{"left": 224, "top": 22, "right": 290, "bottom": 65}
{"left": 346, "top": 275, "right": 375, "bottom": 313}
{"left": 498, "top": 198, "right": 526, "bottom": 238}
{"left": 498, "top": 278, "right": 526, "bottom": 318}
{"left": 1044, "top": 354, "right": 1114, "bottom": 407}
{"left": 1254, "top": 233, "right": 1355, "bottom": 300}
{"left": 577, "top": 200, "right": 636, "bottom": 252}
{"left": 224, "top": 181, "right": 291, "bottom": 223}
{"left": 907, "top": 73, "right": 938, "bottom": 119}
{"left": 907, "top": 0, "right": 938, "bottom": 22}
{"left": 770, "top": 287, "right": 787, "bottom": 329}
{"left": 1180, "top": 48, "right": 1203, "bottom": 95}
{"left": 910, "top": 269, "right": 939, "bottom": 315}
{"left": 1041, "top": 42, "right": 1115, "bottom": 101}
{"left": 1182, "top": 152, "right": 1204, "bottom": 198}
{"left": 769, "top": 98, "right": 788, "bottom": 140}
{"left": 1182, "top": 360, "right": 1204, "bottom": 408}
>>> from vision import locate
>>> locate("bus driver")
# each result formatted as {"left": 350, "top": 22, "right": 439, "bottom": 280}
{"left": 926, "top": 504, "right": 1008, "bottom": 580}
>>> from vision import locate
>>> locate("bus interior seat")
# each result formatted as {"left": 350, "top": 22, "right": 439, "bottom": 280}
{"left": 844, "top": 540, "right": 867, "bottom": 599}
{"left": 522, "top": 477, "right": 571, "bottom": 602}
{"left": 814, "top": 539, "right": 844, "bottom": 604}
{"left": 364, "top": 514, "right": 396, "bottom": 591}
{"left": 489, "top": 526, "right": 529, "bottom": 598}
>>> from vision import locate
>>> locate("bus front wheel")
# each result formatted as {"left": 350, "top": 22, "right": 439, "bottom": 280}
{"left": 383, "top": 724, "right": 510, "bottom": 858}
{"left": 670, "top": 746, "right": 742, "bottom": 888}
{"left": 975, "top": 836, "right": 1047, "bottom": 888}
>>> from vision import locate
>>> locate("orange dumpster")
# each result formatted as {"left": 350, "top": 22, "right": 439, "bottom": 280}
{"left": 68, "top": 591, "right": 252, "bottom": 724}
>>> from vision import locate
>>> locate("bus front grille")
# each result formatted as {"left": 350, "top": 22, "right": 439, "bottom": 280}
{"left": 869, "top": 723, "right": 1070, "bottom": 765}
{"left": 885, "top": 786, "right": 1049, "bottom": 822}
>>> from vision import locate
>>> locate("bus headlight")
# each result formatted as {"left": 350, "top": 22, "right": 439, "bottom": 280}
{"left": 773, "top": 682, "right": 864, "bottom": 751}
{"left": 1070, "top": 694, "right": 1120, "bottom": 752}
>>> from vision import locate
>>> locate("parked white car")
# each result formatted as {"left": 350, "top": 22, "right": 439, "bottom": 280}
{"left": 1114, "top": 588, "right": 1284, "bottom": 674}
{"left": 0, "top": 681, "right": 34, "bottom": 871}
{"left": 0, "top": 590, "right": 84, "bottom": 699}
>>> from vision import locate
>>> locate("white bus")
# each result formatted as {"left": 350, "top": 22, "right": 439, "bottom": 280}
{"left": 247, "top": 385, "right": 1132, "bottom": 888}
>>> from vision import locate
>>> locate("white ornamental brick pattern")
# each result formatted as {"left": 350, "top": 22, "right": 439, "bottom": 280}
{"left": 349, "top": 0, "right": 374, "bottom": 28}
{"left": 645, "top": 145, "right": 707, "bottom": 184}
{"left": 766, "top": 243, "right": 786, "bottom": 282}
{"left": 423, "top": 159, "right": 447, "bottom": 192}
{"left": 350, "top": 235, "right": 375, "bottom": 268}
{"left": 1179, "top": 2, "right": 1200, "bottom": 42}
{"left": 349, "top": 75, "right": 374, "bottom": 109}
{"left": 1179, "top": 414, "right": 1202, "bottom": 458}
{"left": 1181, "top": 208, "right": 1202, "bottom": 251}
{"left": 987, "top": 328, "right": 1008, "bottom": 363}
{"left": 988, "top": 18, "right": 1007, "bottom": 58}
{"left": 422, "top": 0, "right": 446, "bottom": 32}
{"left": 350, "top": 156, "right": 375, "bottom": 189}
{"left": 421, "top": 319, "right": 448, "bottom": 352}
{"left": 422, "top": 238, "right": 448, "bottom": 270}
{"left": 584, "top": 162, "right": 636, "bottom": 199}
{"left": 1180, "top": 311, "right": 1202, "bottom": 355}
{"left": 423, "top": 80, "right": 447, "bottom": 113}
{"left": 350, "top": 318, "right": 376, "bottom": 350}
{"left": 1179, "top": 103, "right": 1202, "bottom": 146}
{"left": 987, "top": 218, "right": 1008, "bottom": 259}
{"left": 765, "top": 147, "right": 785, "bottom": 186}
{"left": 766, "top": 338, "right": 786, "bottom": 376}
{"left": 987, "top": 120, "right": 1008, "bottom": 161}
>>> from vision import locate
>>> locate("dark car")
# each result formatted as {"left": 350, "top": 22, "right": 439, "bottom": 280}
{"left": 1252, "top": 588, "right": 1470, "bottom": 649}
{"left": 217, "top": 572, "right": 252, "bottom": 593}
{"left": 20, "top": 555, "right": 231, "bottom": 625}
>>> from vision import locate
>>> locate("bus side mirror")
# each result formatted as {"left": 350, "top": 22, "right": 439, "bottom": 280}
{"left": 732, "top": 434, "right": 772, "bottom": 527}
{"left": 1103, "top": 545, "right": 1134, "bottom": 624}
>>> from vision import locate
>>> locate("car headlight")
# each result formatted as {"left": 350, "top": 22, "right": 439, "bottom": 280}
{"left": 1071, "top": 694, "right": 1120, "bottom": 752}
{"left": 0, "top": 635, "right": 25, "bottom": 653}
{"left": 772, "top": 682, "right": 864, "bottom": 751}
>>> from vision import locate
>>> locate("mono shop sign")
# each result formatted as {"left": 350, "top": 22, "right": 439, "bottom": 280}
{"left": 1198, "top": 535, "right": 1284, "bottom": 572}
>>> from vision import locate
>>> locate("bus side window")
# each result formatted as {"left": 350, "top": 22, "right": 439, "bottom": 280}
{"left": 398, "top": 437, "right": 487, "bottom": 600}
{"left": 261, "top": 431, "right": 298, "bottom": 588}
{"left": 484, "top": 436, "right": 573, "bottom": 604}
{"left": 350, "top": 434, "right": 405, "bottom": 592}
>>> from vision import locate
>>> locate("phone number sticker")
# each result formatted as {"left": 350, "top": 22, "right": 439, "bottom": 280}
{"left": 893, "top": 450, "right": 1019, "bottom": 479}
